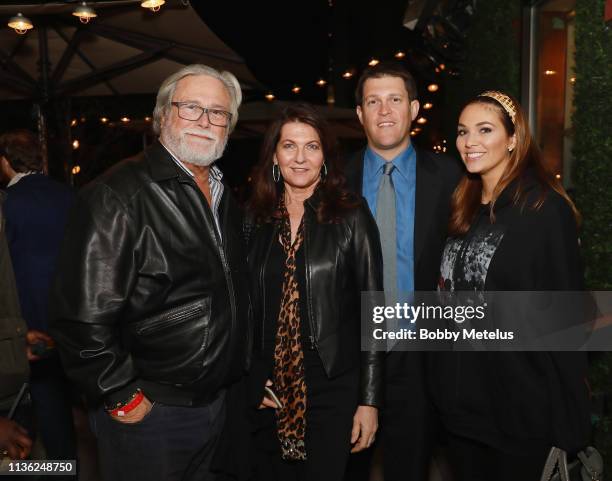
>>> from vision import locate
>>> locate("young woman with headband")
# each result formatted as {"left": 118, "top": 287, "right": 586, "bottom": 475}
{"left": 429, "top": 91, "right": 590, "bottom": 480}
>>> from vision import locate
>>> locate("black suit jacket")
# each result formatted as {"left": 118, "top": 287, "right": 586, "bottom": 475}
{"left": 344, "top": 146, "right": 462, "bottom": 291}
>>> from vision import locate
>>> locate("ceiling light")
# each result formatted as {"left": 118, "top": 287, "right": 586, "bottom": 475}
{"left": 342, "top": 70, "right": 353, "bottom": 79}
{"left": 427, "top": 83, "right": 439, "bottom": 92}
{"left": 394, "top": 51, "right": 406, "bottom": 59}
{"left": 368, "top": 58, "right": 379, "bottom": 67}
{"left": 316, "top": 79, "right": 327, "bottom": 87}
{"left": 141, "top": 0, "right": 166, "bottom": 12}
{"left": 72, "top": 2, "right": 97, "bottom": 24}
{"left": 417, "top": 117, "right": 427, "bottom": 124}
{"left": 8, "top": 13, "right": 33, "bottom": 35}
{"left": 423, "top": 102, "right": 433, "bottom": 110}
{"left": 265, "top": 92, "right": 275, "bottom": 101}
{"left": 292, "top": 85, "right": 301, "bottom": 94}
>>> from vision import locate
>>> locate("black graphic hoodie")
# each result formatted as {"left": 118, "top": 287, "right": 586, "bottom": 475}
{"left": 429, "top": 170, "right": 590, "bottom": 455}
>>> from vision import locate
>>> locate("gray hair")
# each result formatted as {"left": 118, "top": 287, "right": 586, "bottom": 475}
{"left": 152, "top": 64, "right": 243, "bottom": 134}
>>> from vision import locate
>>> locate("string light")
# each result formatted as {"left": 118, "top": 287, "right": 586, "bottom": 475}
{"left": 544, "top": 70, "right": 557, "bottom": 75}
{"left": 394, "top": 51, "right": 406, "bottom": 59}
{"left": 8, "top": 13, "right": 33, "bottom": 34}
{"left": 342, "top": 70, "right": 354, "bottom": 79}
{"left": 141, "top": 0, "right": 165, "bottom": 12}
{"left": 316, "top": 79, "right": 327, "bottom": 87}
{"left": 423, "top": 103, "right": 433, "bottom": 110}
{"left": 120, "top": 117, "right": 131, "bottom": 123}
{"left": 427, "top": 83, "right": 439, "bottom": 92}
{"left": 72, "top": 165, "right": 81, "bottom": 175}
{"left": 70, "top": 119, "right": 78, "bottom": 127}
{"left": 417, "top": 117, "right": 427, "bottom": 124}
{"left": 368, "top": 58, "right": 380, "bottom": 67}
{"left": 265, "top": 92, "right": 275, "bottom": 101}
{"left": 291, "top": 85, "right": 301, "bottom": 94}
{"left": 100, "top": 117, "right": 109, "bottom": 124}
{"left": 144, "top": 116, "right": 152, "bottom": 122}
{"left": 72, "top": 140, "right": 80, "bottom": 150}
{"left": 72, "top": 2, "right": 97, "bottom": 24}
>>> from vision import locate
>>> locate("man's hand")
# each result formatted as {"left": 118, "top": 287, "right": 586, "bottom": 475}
{"left": 25, "top": 329, "right": 54, "bottom": 362}
{"left": 109, "top": 395, "right": 153, "bottom": 424}
{"left": 350, "top": 405, "right": 378, "bottom": 453}
{"left": 258, "top": 379, "right": 279, "bottom": 409}
{"left": 0, "top": 417, "right": 32, "bottom": 459}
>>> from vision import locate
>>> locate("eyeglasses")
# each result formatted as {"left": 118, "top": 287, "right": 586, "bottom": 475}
{"left": 170, "top": 102, "right": 232, "bottom": 127}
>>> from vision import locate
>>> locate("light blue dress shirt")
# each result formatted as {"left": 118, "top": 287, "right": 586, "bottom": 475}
{"left": 362, "top": 145, "right": 416, "bottom": 294}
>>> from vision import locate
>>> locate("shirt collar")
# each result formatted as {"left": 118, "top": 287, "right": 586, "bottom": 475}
{"left": 364, "top": 143, "right": 416, "bottom": 179}
{"left": 8, "top": 171, "right": 39, "bottom": 188}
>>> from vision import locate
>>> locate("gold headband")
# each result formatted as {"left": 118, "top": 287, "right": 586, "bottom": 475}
{"left": 478, "top": 90, "right": 517, "bottom": 124}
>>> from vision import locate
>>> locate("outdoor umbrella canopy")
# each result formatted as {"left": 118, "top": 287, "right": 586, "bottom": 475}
{"left": 0, "top": 0, "right": 260, "bottom": 100}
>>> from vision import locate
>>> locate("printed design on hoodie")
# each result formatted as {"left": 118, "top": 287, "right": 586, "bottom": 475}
{"left": 439, "top": 225, "right": 506, "bottom": 292}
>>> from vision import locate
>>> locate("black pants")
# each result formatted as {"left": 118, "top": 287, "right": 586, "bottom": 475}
{"left": 252, "top": 362, "right": 359, "bottom": 481}
{"left": 445, "top": 432, "right": 550, "bottom": 481}
{"left": 91, "top": 392, "right": 225, "bottom": 481}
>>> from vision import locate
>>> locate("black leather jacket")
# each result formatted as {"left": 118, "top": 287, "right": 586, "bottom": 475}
{"left": 247, "top": 192, "right": 384, "bottom": 407}
{"left": 49, "top": 142, "right": 251, "bottom": 407}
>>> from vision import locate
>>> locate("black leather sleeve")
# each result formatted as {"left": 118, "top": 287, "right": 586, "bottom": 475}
{"left": 350, "top": 201, "right": 385, "bottom": 407}
{"left": 49, "top": 183, "right": 140, "bottom": 404}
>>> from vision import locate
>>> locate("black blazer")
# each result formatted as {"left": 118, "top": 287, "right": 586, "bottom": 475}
{"left": 344, "top": 146, "right": 462, "bottom": 291}
{"left": 344, "top": 146, "right": 462, "bottom": 397}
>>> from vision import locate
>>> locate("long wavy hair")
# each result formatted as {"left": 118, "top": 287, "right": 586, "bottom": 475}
{"left": 248, "top": 103, "right": 358, "bottom": 223}
{"left": 449, "top": 92, "right": 580, "bottom": 236}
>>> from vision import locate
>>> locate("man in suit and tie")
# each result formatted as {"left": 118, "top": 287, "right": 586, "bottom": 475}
{"left": 344, "top": 61, "right": 462, "bottom": 481}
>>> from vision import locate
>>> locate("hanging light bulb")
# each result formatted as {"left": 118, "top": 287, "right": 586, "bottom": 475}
{"left": 72, "top": 2, "right": 97, "bottom": 24}
{"left": 368, "top": 58, "right": 380, "bottom": 67}
{"left": 427, "top": 83, "right": 439, "bottom": 92}
{"left": 8, "top": 13, "right": 34, "bottom": 35}
{"left": 291, "top": 85, "right": 301, "bottom": 94}
{"left": 265, "top": 92, "right": 275, "bottom": 101}
{"left": 423, "top": 102, "right": 433, "bottom": 110}
{"left": 141, "top": 0, "right": 166, "bottom": 12}
{"left": 394, "top": 51, "right": 406, "bottom": 59}
{"left": 316, "top": 79, "right": 327, "bottom": 87}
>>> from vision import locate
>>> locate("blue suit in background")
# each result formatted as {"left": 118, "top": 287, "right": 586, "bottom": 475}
{"left": 4, "top": 173, "right": 77, "bottom": 465}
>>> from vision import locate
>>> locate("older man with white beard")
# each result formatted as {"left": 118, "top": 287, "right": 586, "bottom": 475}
{"left": 49, "top": 64, "right": 251, "bottom": 481}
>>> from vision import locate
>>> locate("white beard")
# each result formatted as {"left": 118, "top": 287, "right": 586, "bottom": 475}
{"left": 161, "top": 127, "right": 228, "bottom": 167}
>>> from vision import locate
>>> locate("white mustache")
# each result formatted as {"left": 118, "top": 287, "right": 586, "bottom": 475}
{"left": 182, "top": 129, "right": 219, "bottom": 142}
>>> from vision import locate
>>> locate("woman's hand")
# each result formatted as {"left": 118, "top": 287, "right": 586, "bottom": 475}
{"left": 258, "top": 379, "right": 279, "bottom": 409}
{"left": 350, "top": 405, "right": 378, "bottom": 453}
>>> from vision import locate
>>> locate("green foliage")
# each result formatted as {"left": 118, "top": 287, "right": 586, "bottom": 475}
{"left": 572, "top": 0, "right": 612, "bottom": 290}
{"left": 574, "top": 0, "right": 612, "bottom": 472}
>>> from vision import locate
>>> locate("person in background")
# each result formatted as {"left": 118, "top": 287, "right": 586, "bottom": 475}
{"left": 0, "top": 188, "right": 31, "bottom": 462}
{"left": 0, "top": 130, "right": 76, "bottom": 466}
{"left": 246, "top": 103, "right": 384, "bottom": 481}
{"left": 430, "top": 91, "right": 590, "bottom": 480}
{"left": 49, "top": 64, "right": 251, "bottom": 481}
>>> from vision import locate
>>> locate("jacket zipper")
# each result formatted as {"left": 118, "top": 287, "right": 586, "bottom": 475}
{"left": 302, "top": 211, "right": 317, "bottom": 350}
{"left": 137, "top": 304, "right": 203, "bottom": 334}
{"left": 186, "top": 180, "right": 237, "bottom": 348}
{"left": 259, "top": 224, "right": 277, "bottom": 352}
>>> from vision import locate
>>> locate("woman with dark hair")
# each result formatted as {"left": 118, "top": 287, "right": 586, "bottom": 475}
{"left": 430, "top": 91, "right": 590, "bottom": 479}
{"left": 246, "top": 103, "right": 383, "bottom": 480}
